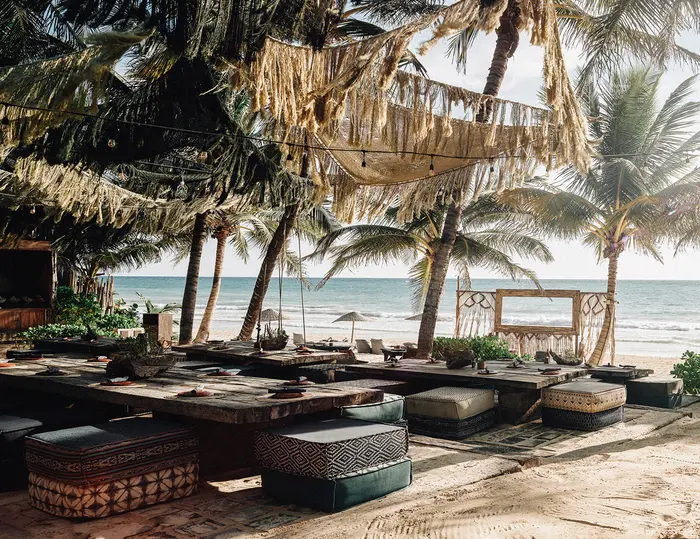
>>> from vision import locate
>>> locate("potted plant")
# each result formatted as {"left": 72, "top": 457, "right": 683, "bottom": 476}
{"left": 257, "top": 325, "right": 289, "bottom": 351}
{"left": 107, "top": 333, "right": 176, "bottom": 379}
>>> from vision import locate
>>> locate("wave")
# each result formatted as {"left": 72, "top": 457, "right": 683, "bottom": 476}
{"left": 501, "top": 315, "right": 700, "bottom": 332}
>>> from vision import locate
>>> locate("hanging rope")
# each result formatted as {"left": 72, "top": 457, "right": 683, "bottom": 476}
{"left": 297, "top": 222, "right": 307, "bottom": 344}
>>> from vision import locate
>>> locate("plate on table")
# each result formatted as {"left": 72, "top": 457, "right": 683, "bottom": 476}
{"left": 101, "top": 377, "right": 135, "bottom": 387}
{"left": 477, "top": 369, "right": 500, "bottom": 375}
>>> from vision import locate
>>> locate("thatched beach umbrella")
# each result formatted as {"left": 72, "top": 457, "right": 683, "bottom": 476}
{"left": 260, "top": 309, "right": 288, "bottom": 323}
{"left": 405, "top": 313, "right": 448, "bottom": 322}
{"left": 333, "top": 312, "right": 369, "bottom": 342}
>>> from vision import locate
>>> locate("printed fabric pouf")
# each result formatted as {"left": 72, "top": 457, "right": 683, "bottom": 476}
{"left": 341, "top": 394, "right": 406, "bottom": 425}
{"left": 254, "top": 418, "right": 408, "bottom": 479}
{"left": 541, "top": 380, "right": 626, "bottom": 431}
{"left": 405, "top": 387, "right": 496, "bottom": 439}
{"left": 0, "top": 415, "right": 43, "bottom": 492}
{"left": 261, "top": 457, "right": 413, "bottom": 512}
{"left": 25, "top": 417, "right": 199, "bottom": 519}
{"left": 541, "top": 406, "right": 624, "bottom": 431}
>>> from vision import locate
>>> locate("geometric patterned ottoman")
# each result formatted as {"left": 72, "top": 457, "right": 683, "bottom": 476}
{"left": 542, "top": 380, "right": 626, "bottom": 431}
{"left": 405, "top": 387, "right": 496, "bottom": 439}
{"left": 626, "top": 377, "right": 684, "bottom": 409}
{"left": 25, "top": 418, "right": 199, "bottom": 518}
{"left": 340, "top": 394, "right": 406, "bottom": 426}
{"left": 261, "top": 457, "right": 412, "bottom": 512}
{"left": 254, "top": 418, "right": 408, "bottom": 479}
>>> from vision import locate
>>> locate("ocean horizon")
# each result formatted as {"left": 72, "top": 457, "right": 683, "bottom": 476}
{"left": 114, "top": 276, "right": 700, "bottom": 358}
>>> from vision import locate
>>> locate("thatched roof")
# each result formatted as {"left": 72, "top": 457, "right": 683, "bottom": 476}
{"left": 333, "top": 311, "right": 370, "bottom": 323}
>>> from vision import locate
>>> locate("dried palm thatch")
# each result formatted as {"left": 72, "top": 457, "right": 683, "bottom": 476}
{"left": 231, "top": 0, "right": 590, "bottom": 221}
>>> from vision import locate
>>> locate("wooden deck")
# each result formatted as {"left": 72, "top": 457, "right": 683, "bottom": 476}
{"left": 0, "top": 357, "right": 381, "bottom": 424}
{"left": 346, "top": 359, "right": 589, "bottom": 390}
{"left": 173, "top": 341, "right": 347, "bottom": 367}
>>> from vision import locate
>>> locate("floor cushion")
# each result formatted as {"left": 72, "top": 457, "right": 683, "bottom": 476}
{"left": 541, "top": 380, "right": 626, "bottom": 413}
{"left": 408, "top": 408, "right": 496, "bottom": 439}
{"left": 541, "top": 406, "right": 624, "bottom": 431}
{"left": 25, "top": 417, "right": 199, "bottom": 518}
{"left": 626, "top": 377, "right": 683, "bottom": 409}
{"left": 254, "top": 418, "right": 408, "bottom": 479}
{"left": 405, "top": 387, "right": 495, "bottom": 420}
{"left": 261, "top": 457, "right": 412, "bottom": 512}
{"left": 0, "top": 415, "right": 43, "bottom": 491}
{"left": 341, "top": 394, "right": 406, "bottom": 425}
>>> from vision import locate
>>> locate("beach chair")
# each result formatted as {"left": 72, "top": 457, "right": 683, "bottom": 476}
{"left": 293, "top": 333, "right": 305, "bottom": 345}
{"left": 370, "top": 338, "right": 385, "bottom": 354}
{"left": 355, "top": 339, "right": 371, "bottom": 353}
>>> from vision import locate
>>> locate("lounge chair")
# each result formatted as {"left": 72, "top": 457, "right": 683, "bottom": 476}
{"left": 370, "top": 338, "right": 385, "bottom": 355}
{"left": 293, "top": 333, "right": 305, "bottom": 345}
{"left": 355, "top": 339, "right": 371, "bottom": 353}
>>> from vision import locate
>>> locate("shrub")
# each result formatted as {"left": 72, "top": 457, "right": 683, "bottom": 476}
{"left": 432, "top": 335, "right": 511, "bottom": 362}
{"left": 53, "top": 286, "right": 101, "bottom": 327}
{"left": 20, "top": 323, "right": 86, "bottom": 341}
{"left": 671, "top": 351, "right": 700, "bottom": 395}
{"left": 96, "top": 301, "right": 140, "bottom": 335}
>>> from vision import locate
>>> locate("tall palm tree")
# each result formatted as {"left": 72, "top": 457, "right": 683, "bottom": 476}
{"left": 501, "top": 68, "right": 700, "bottom": 365}
{"left": 349, "top": 0, "right": 700, "bottom": 358}
{"left": 311, "top": 196, "right": 553, "bottom": 314}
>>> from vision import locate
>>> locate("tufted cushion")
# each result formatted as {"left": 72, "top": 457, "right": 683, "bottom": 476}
{"left": 405, "top": 387, "right": 495, "bottom": 420}
{"left": 254, "top": 418, "right": 408, "bottom": 479}
{"left": 542, "top": 381, "right": 626, "bottom": 413}
{"left": 25, "top": 418, "right": 198, "bottom": 486}
{"left": 341, "top": 394, "right": 406, "bottom": 425}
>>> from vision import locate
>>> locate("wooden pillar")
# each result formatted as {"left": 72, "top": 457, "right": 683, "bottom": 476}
{"left": 143, "top": 313, "right": 173, "bottom": 348}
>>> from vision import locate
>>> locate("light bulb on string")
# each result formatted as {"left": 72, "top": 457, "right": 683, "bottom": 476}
{"left": 361, "top": 150, "right": 367, "bottom": 168}
{"left": 429, "top": 155, "right": 435, "bottom": 176}
{"left": 29, "top": 205, "right": 36, "bottom": 215}
{"left": 199, "top": 151, "right": 208, "bottom": 163}
{"left": 175, "top": 176, "right": 188, "bottom": 199}
{"left": 107, "top": 138, "right": 116, "bottom": 149}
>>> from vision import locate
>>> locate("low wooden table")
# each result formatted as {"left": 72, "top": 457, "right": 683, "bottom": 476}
{"left": 173, "top": 341, "right": 347, "bottom": 368}
{"left": 347, "top": 359, "right": 589, "bottom": 423}
{"left": 35, "top": 338, "right": 119, "bottom": 356}
{"left": 590, "top": 365, "right": 654, "bottom": 382}
{"left": 0, "top": 356, "right": 382, "bottom": 475}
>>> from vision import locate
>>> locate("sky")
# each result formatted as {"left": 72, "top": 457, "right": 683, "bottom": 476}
{"left": 127, "top": 23, "right": 700, "bottom": 281}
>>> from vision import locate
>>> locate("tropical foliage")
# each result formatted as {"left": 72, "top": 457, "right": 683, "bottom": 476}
{"left": 671, "top": 351, "right": 700, "bottom": 395}
{"left": 501, "top": 68, "right": 700, "bottom": 364}
{"left": 433, "top": 336, "right": 513, "bottom": 362}
{"left": 311, "top": 196, "right": 552, "bottom": 311}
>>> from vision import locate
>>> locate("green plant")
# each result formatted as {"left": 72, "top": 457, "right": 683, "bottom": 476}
{"left": 53, "top": 286, "right": 102, "bottom": 326}
{"left": 432, "top": 335, "right": 511, "bottom": 362}
{"left": 671, "top": 351, "right": 700, "bottom": 395}
{"left": 20, "top": 323, "right": 86, "bottom": 341}
{"left": 136, "top": 292, "right": 180, "bottom": 314}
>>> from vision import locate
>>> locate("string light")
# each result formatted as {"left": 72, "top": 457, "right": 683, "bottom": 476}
{"left": 361, "top": 150, "right": 367, "bottom": 168}
{"left": 107, "top": 139, "right": 116, "bottom": 149}
{"left": 29, "top": 205, "right": 36, "bottom": 214}
{"left": 198, "top": 151, "right": 208, "bottom": 162}
{"left": 429, "top": 155, "right": 435, "bottom": 176}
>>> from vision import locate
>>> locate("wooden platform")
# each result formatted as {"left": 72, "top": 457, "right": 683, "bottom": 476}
{"left": 173, "top": 341, "right": 348, "bottom": 367}
{"left": 346, "top": 359, "right": 588, "bottom": 390}
{"left": 0, "top": 357, "right": 381, "bottom": 425}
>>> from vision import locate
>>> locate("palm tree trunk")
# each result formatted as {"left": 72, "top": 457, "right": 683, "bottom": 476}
{"left": 416, "top": 201, "right": 463, "bottom": 358}
{"left": 415, "top": 0, "right": 521, "bottom": 359}
{"left": 194, "top": 229, "right": 228, "bottom": 343}
{"left": 178, "top": 212, "right": 208, "bottom": 345}
{"left": 588, "top": 253, "right": 619, "bottom": 366}
{"left": 238, "top": 202, "right": 301, "bottom": 341}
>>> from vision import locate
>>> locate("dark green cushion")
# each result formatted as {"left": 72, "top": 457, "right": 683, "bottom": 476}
{"left": 341, "top": 394, "right": 406, "bottom": 424}
{"left": 261, "top": 458, "right": 412, "bottom": 512}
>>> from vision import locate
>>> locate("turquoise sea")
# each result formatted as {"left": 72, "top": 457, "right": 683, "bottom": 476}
{"left": 113, "top": 277, "right": 700, "bottom": 358}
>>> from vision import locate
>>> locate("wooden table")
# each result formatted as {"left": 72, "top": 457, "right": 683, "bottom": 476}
{"left": 35, "top": 338, "right": 119, "bottom": 355}
{"left": 590, "top": 365, "right": 654, "bottom": 381}
{"left": 347, "top": 359, "right": 589, "bottom": 423}
{"left": 173, "top": 341, "right": 348, "bottom": 368}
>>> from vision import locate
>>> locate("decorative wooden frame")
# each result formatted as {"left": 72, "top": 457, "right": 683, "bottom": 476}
{"left": 494, "top": 289, "right": 581, "bottom": 337}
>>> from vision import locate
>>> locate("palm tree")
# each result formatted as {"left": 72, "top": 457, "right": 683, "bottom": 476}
{"left": 501, "top": 68, "right": 700, "bottom": 365}
{"left": 349, "top": 0, "right": 700, "bottom": 358}
{"left": 179, "top": 212, "right": 209, "bottom": 344}
{"left": 311, "top": 196, "right": 553, "bottom": 314}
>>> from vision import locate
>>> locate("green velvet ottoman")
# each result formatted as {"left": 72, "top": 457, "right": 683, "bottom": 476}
{"left": 625, "top": 377, "right": 683, "bottom": 409}
{"left": 26, "top": 418, "right": 199, "bottom": 518}
{"left": 254, "top": 418, "right": 408, "bottom": 479}
{"left": 261, "top": 457, "right": 412, "bottom": 512}
{"left": 542, "top": 380, "right": 626, "bottom": 431}
{"left": 341, "top": 394, "right": 406, "bottom": 425}
{"left": 405, "top": 387, "right": 496, "bottom": 439}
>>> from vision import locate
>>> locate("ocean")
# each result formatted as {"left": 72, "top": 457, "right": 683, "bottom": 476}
{"left": 113, "top": 277, "right": 700, "bottom": 358}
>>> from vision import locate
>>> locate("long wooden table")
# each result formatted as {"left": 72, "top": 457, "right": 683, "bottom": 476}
{"left": 173, "top": 341, "right": 347, "bottom": 367}
{"left": 0, "top": 357, "right": 381, "bottom": 424}
{"left": 346, "top": 359, "right": 589, "bottom": 423}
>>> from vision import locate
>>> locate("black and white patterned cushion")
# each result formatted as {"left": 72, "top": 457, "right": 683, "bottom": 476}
{"left": 408, "top": 408, "right": 496, "bottom": 439}
{"left": 254, "top": 418, "right": 408, "bottom": 479}
{"left": 541, "top": 405, "right": 624, "bottom": 431}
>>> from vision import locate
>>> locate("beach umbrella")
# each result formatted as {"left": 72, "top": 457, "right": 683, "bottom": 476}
{"left": 333, "top": 311, "right": 369, "bottom": 342}
{"left": 259, "top": 309, "right": 288, "bottom": 323}
{"left": 405, "top": 313, "right": 448, "bottom": 321}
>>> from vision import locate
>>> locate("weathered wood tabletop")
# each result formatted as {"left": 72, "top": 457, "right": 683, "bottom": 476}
{"left": 346, "top": 359, "right": 589, "bottom": 390}
{"left": 0, "top": 357, "right": 382, "bottom": 424}
{"left": 172, "top": 341, "right": 348, "bottom": 367}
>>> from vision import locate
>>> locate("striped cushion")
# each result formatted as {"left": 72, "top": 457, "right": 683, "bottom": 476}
{"left": 406, "top": 387, "right": 495, "bottom": 420}
{"left": 542, "top": 381, "right": 626, "bottom": 413}
{"left": 408, "top": 408, "right": 496, "bottom": 440}
{"left": 254, "top": 418, "right": 408, "bottom": 479}
{"left": 25, "top": 418, "right": 198, "bottom": 486}
{"left": 542, "top": 406, "right": 624, "bottom": 431}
